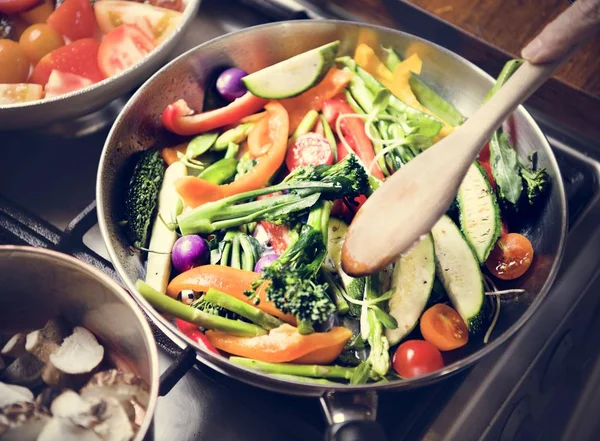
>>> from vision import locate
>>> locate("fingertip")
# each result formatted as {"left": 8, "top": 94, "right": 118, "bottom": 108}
{"left": 521, "top": 38, "right": 543, "bottom": 61}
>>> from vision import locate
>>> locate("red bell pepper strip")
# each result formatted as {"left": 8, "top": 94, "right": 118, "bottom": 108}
{"left": 162, "top": 92, "right": 268, "bottom": 136}
{"left": 322, "top": 98, "right": 385, "bottom": 180}
{"left": 175, "top": 318, "right": 220, "bottom": 354}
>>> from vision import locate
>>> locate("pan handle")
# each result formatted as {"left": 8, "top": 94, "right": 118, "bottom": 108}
{"left": 321, "top": 391, "right": 388, "bottom": 441}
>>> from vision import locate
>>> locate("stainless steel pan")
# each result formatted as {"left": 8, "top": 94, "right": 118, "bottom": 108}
{"left": 96, "top": 20, "right": 567, "bottom": 440}
{"left": 0, "top": 246, "right": 159, "bottom": 440}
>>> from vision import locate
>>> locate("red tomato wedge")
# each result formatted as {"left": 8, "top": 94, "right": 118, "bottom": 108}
{"left": 30, "top": 38, "right": 104, "bottom": 85}
{"left": 0, "top": 0, "right": 39, "bottom": 15}
{"left": 44, "top": 69, "right": 93, "bottom": 98}
{"left": 94, "top": 0, "right": 182, "bottom": 44}
{"left": 47, "top": 0, "right": 97, "bottom": 41}
{"left": 97, "top": 24, "right": 155, "bottom": 78}
{"left": 0, "top": 83, "right": 43, "bottom": 104}
{"left": 258, "top": 220, "right": 291, "bottom": 255}
{"left": 285, "top": 132, "right": 333, "bottom": 172}
{"left": 322, "top": 97, "right": 385, "bottom": 180}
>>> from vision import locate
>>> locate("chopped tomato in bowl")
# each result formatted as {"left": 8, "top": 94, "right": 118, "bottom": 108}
{"left": 0, "top": 0, "right": 197, "bottom": 127}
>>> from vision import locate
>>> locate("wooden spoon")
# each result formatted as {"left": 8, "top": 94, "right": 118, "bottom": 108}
{"left": 341, "top": 8, "right": 585, "bottom": 277}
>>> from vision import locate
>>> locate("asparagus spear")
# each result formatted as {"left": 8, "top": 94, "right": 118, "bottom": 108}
{"left": 204, "top": 288, "right": 283, "bottom": 330}
{"left": 230, "top": 357, "right": 358, "bottom": 380}
{"left": 136, "top": 280, "right": 266, "bottom": 337}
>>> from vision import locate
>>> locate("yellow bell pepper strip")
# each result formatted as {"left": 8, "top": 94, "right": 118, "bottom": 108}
{"left": 280, "top": 68, "right": 353, "bottom": 133}
{"left": 353, "top": 43, "right": 453, "bottom": 139}
{"left": 205, "top": 324, "right": 352, "bottom": 364}
{"left": 173, "top": 102, "right": 289, "bottom": 208}
{"left": 166, "top": 264, "right": 296, "bottom": 325}
{"left": 161, "top": 92, "right": 269, "bottom": 136}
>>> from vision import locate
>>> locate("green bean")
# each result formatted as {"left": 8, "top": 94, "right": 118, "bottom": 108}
{"left": 290, "top": 110, "right": 319, "bottom": 143}
{"left": 198, "top": 158, "right": 238, "bottom": 184}
{"left": 320, "top": 114, "right": 338, "bottom": 163}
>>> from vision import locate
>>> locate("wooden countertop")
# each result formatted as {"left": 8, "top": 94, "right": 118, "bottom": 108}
{"left": 330, "top": 0, "right": 600, "bottom": 142}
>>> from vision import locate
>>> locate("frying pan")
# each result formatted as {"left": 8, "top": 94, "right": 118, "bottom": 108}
{"left": 96, "top": 20, "right": 567, "bottom": 440}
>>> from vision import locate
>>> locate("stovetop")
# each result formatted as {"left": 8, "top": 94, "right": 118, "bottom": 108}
{"left": 1, "top": 1, "right": 600, "bottom": 440}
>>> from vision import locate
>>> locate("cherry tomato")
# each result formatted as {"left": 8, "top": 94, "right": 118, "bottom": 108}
{"left": 19, "top": 23, "right": 64, "bottom": 63}
{"left": 30, "top": 38, "right": 104, "bottom": 85}
{"left": 175, "top": 318, "right": 220, "bottom": 355}
{"left": 392, "top": 340, "right": 444, "bottom": 378}
{"left": 97, "top": 24, "right": 155, "bottom": 78}
{"left": 19, "top": 0, "right": 54, "bottom": 24}
{"left": 337, "top": 140, "right": 350, "bottom": 162}
{"left": 44, "top": 69, "right": 92, "bottom": 98}
{"left": 0, "top": 83, "right": 43, "bottom": 104}
{"left": 47, "top": 0, "right": 97, "bottom": 41}
{"left": 0, "top": 0, "right": 40, "bottom": 15}
{"left": 420, "top": 304, "right": 468, "bottom": 351}
{"left": 486, "top": 233, "right": 534, "bottom": 280}
{"left": 285, "top": 132, "right": 333, "bottom": 172}
{"left": 0, "top": 39, "right": 30, "bottom": 83}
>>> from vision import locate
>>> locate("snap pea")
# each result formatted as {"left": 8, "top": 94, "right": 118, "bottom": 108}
{"left": 336, "top": 56, "right": 357, "bottom": 71}
{"left": 214, "top": 123, "right": 253, "bottom": 151}
{"left": 290, "top": 109, "right": 319, "bottom": 144}
{"left": 186, "top": 132, "right": 219, "bottom": 159}
{"left": 238, "top": 233, "right": 258, "bottom": 272}
{"left": 344, "top": 89, "right": 364, "bottom": 114}
{"left": 198, "top": 157, "right": 238, "bottom": 184}
{"left": 320, "top": 114, "right": 338, "bottom": 163}
{"left": 484, "top": 59, "right": 524, "bottom": 103}
{"left": 347, "top": 69, "right": 376, "bottom": 114}
{"left": 230, "top": 233, "right": 242, "bottom": 269}
{"left": 225, "top": 142, "right": 239, "bottom": 159}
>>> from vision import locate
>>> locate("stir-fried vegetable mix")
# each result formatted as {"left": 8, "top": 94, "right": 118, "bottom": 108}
{"left": 123, "top": 40, "right": 551, "bottom": 383}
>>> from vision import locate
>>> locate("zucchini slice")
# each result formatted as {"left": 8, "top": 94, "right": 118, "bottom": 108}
{"left": 457, "top": 162, "right": 501, "bottom": 263}
{"left": 145, "top": 161, "right": 187, "bottom": 293}
{"left": 431, "top": 215, "right": 486, "bottom": 333}
{"left": 242, "top": 41, "right": 340, "bottom": 99}
{"left": 326, "top": 217, "right": 365, "bottom": 316}
{"left": 385, "top": 234, "right": 435, "bottom": 345}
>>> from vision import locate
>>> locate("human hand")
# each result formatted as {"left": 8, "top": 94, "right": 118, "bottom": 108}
{"left": 521, "top": 0, "right": 600, "bottom": 63}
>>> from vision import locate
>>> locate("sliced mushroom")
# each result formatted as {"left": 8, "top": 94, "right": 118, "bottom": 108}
{"left": 25, "top": 331, "right": 60, "bottom": 364}
{"left": 1, "top": 334, "right": 27, "bottom": 360}
{"left": 42, "top": 327, "right": 105, "bottom": 388}
{"left": 0, "top": 354, "right": 44, "bottom": 387}
{"left": 38, "top": 318, "right": 71, "bottom": 344}
{"left": 35, "top": 387, "right": 68, "bottom": 410}
{"left": 36, "top": 417, "right": 103, "bottom": 441}
{"left": 0, "top": 401, "right": 51, "bottom": 441}
{"left": 80, "top": 369, "right": 150, "bottom": 421}
{"left": 0, "top": 382, "right": 34, "bottom": 407}
{"left": 41, "top": 390, "right": 133, "bottom": 441}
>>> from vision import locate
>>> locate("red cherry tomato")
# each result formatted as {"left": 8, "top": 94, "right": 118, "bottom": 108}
{"left": 30, "top": 38, "right": 104, "bottom": 85}
{"left": 47, "top": 0, "right": 97, "bottom": 41}
{"left": 0, "top": 0, "right": 40, "bottom": 15}
{"left": 175, "top": 318, "right": 220, "bottom": 355}
{"left": 97, "top": 24, "right": 155, "bottom": 78}
{"left": 44, "top": 69, "right": 93, "bottom": 98}
{"left": 486, "top": 233, "right": 534, "bottom": 280}
{"left": 285, "top": 132, "right": 333, "bottom": 172}
{"left": 477, "top": 142, "right": 496, "bottom": 190}
{"left": 392, "top": 340, "right": 444, "bottom": 378}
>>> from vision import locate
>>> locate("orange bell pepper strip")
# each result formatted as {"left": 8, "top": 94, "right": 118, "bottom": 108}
{"left": 160, "top": 143, "right": 188, "bottom": 165}
{"left": 161, "top": 92, "right": 268, "bottom": 136}
{"left": 166, "top": 264, "right": 296, "bottom": 324}
{"left": 280, "top": 68, "right": 353, "bottom": 133}
{"left": 174, "top": 101, "right": 289, "bottom": 208}
{"left": 205, "top": 324, "right": 352, "bottom": 364}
